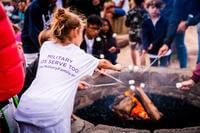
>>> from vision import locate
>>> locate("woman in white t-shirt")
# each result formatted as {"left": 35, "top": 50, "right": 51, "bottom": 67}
{"left": 14, "top": 8, "right": 121, "bottom": 133}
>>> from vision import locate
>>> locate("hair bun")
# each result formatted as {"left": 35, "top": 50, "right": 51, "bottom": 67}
{"left": 55, "top": 8, "right": 65, "bottom": 19}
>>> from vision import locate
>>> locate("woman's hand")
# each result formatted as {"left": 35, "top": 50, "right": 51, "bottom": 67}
{"left": 179, "top": 79, "right": 195, "bottom": 91}
{"left": 148, "top": 43, "right": 153, "bottom": 51}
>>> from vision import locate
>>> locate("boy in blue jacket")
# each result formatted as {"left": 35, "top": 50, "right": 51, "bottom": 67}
{"left": 142, "top": 0, "right": 170, "bottom": 66}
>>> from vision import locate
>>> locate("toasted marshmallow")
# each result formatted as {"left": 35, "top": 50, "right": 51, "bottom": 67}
{"left": 140, "top": 83, "right": 145, "bottom": 88}
{"left": 130, "top": 85, "right": 136, "bottom": 91}
{"left": 112, "top": 33, "right": 117, "bottom": 38}
{"left": 100, "top": 54, "right": 104, "bottom": 59}
{"left": 128, "top": 65, "right": 134, "bottom": 72}
{"left": 176, "top": 83, "right": 182, "bottom": 89}
{"left": 96, "top": 37, "right": 101, "bottom": 42}
{"left": 133, "top": 66, "right": 139, "bottom": 72}
{"left": 129, "top": 80, "right": 135, "bottom": 85}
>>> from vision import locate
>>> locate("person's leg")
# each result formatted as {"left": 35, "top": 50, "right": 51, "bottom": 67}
{"left": 131, "top": 47, "right": 137, "bottom": 65}
{"left": 140, "top": 54, "right": 146, "bottom": 66}
{"left": 160, "top": 56, "right": 169, "bottom": 67}
{"left": 197, "top": 23, "right": 200, "bottom": 64}
{"left": 174, "top": 32, "right": 187, "bottom": 68}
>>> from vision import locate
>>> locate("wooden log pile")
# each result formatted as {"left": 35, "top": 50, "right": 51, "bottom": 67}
{"left": 112, "top": 86, "right": 162, "bottom": 121}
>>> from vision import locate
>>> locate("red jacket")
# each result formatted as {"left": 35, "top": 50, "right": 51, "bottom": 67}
{"left": 0, "top": 3, "right": 24, "bottom": 101}
{"left": 191, "top": 64, "right": 200, "bottom": 84}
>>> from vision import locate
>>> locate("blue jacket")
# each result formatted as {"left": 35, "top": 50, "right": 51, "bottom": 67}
{"left": 22, "top": 0, "right": 55, "bottom": 53}
{"left": 142, "top": 16, "right": 168, "bottom": 55}
{"left": 164, "top": 0, "right": 200, "bottom": 46}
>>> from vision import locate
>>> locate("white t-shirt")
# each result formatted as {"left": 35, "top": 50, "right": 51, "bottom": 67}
{"left": 14, "top": 41, "right": 99, "bottom": 131}
{"left": 84, "top": 34, "right": 94, "bottom": 55}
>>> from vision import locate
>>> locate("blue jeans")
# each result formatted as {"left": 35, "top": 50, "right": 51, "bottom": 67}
{"left": 173, "top": 32, "right": 187, "bottom": 68}
{"left": 150, "top": 56, "right": 169, "bottom": 67}
{"left": 197, "top": 23, "right": 200, "bottom": 64}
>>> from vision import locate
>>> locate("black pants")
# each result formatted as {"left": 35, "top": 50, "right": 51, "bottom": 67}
{"left": 0, "top": 100, "right": 10, "bottom": 133}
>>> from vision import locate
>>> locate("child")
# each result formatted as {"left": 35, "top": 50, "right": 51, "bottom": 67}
{"left": 80, "top": 14, "right": 105, "bottom": 59}
{"left": 100, "top": 18, "right": 120, "bottom": 64}
{"left": 14, "top": 8, "right": 121, "bottom": 133}
{"left": 142, "top": 0, "right": 170, "bottom": 66}
{"left": 125, "top": 0, "right": 149, "bottom": 66}
{"left": 179, "top": 64, "right": 200, "bottom": 91}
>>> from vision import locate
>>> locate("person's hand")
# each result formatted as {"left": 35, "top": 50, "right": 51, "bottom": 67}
{"left": 114, "top": 64, "right": 122, "bottom": 71}
{"left": 140, "top": 49, "right": 146, "bottom": 57}
{"left": 109, "top": 46, "right": 117, "bottom": 53}
{"left": 17, "top": 42, "right": 24, "bottom": 54}
{"left": 158, "top": 44, "right": 169, "bottom": 57}
{"left": 177, "top": 21, "right": 188, "bottom": 33}
{"left": 78, "top": 81, "right": 89, "bottom": 91}
{"left": 148, "top": 43, "right": 153, "bottom": 51}
{"left": 180, "top": 79, "right": 195, "bottom": 91}
{"left": 92, "top": 0, "right": 100, "bottom": 6}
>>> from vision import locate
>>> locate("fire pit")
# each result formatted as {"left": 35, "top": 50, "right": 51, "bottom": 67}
{"left": 72, "top": 67, "right": 200, "bottom": 133}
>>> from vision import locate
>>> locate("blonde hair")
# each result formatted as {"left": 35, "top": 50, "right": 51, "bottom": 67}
{"left": 38, "top": 29, "right": 51, "bottom": 46}
{"left": 50, "top": 8, "right": 83, "bottom": 43}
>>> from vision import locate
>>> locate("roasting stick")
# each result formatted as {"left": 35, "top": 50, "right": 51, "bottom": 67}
{"left": 142, "top": 56, "right": 160, "bottom": 72}
{"left": 88, "top": 82, "right": 120, "bottom": 88}
{"left": 96, "top": 69, "right": 126, "bottom": 86}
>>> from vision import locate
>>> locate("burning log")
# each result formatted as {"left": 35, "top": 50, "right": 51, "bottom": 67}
{"left": 112, "top": 89, "right": 150, "bottom": 120}
{"left": 136, "top": 86, "right": 162, "bottom": 121}
{"left": 112, "top": 86, "right": 162, "bottom": 121}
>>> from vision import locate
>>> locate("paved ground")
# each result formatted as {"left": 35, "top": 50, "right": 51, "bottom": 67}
{"left": 116, "top": 27, "right": 198, "bottom": 71}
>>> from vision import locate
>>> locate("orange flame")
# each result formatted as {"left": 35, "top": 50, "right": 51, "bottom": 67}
{"left": 124, "top": 90, "right": 150, "bottom": 120}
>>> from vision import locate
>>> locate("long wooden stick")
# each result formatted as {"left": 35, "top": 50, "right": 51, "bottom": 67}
{"left": 136, "top": 87, "right": 162, "bottom": 120}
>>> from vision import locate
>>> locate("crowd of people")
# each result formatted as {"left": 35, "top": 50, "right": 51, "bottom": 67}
{"left": 0, "top": 0, "right": 200, "bottom": 132}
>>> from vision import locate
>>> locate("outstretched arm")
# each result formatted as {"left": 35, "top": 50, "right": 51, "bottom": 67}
{"left": 98, "top": 59, "right": 121, "bottom": 71}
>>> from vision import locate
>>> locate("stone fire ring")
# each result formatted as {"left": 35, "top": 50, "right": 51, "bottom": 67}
{"left": 72, "top": 67, "right": 200, "bottom": 133}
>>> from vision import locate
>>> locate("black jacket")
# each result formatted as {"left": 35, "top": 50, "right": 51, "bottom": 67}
{"left": 22, "top": 0, "right": 55, "bottom": 53}
{"left": 80, "top": 34, "right": 105, "bottom": 58}
{"left": 100, "top": 33, "right": 120, "bottom": 55}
